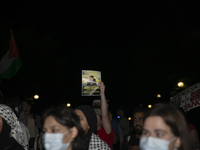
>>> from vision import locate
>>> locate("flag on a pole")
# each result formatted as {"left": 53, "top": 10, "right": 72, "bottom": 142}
{"left": 0, "top": 32, "right": 22, "bottom": 82}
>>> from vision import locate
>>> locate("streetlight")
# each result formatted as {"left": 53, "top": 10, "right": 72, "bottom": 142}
{"left": 148, "top": 105, "right": 152, "bottom": 108}
{"left": 66, "top": 103, "right": 71, "bottom": 107}
{"left": 157, "top": 94, "right": 161, "bottom": 98}
{"left": 34, "top": 94, "right": 39, "bottom": 99}
{"left": 177, "top": 82, "right": 184, "bottom": 87}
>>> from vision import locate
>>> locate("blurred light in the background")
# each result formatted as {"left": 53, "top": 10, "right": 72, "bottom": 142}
{"left": 177, "top": 82, "right": 184, "bottom": 87}
{"left": 66, "top": 103, "right": 71, "bottom": 107}
{"left": 128, "top": 117, "right": 131, "bottom": 120}
{"left": 157, "top": 94, "right": 161, "bottom": 98}
{"left": 34, "top": 94, "right": 39, "bottom": 99}
{"left": 148, "top": 105, "right": 152, "bottom": 108}
{"left": 117, "top": 116, "right": 120, "bottom": 119}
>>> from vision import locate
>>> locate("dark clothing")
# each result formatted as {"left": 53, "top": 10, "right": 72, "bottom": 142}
{"left": 75, "top": 105, "right": 97, "bottom": 139}
{"left": 18, "top": 111, "right": 28, "bottom": 126}
{"left": 75, "top": 105, "right": 97, "bottom": 149}
{"left": 121, "top": 134, "right": 140, "bottom": 150}
{"left": 86, "top": 81, "right": 97, "bottom": 86}
{"left": 111, "top": 119, "right": 120, "bottom": 150}
{"left": 0, "top": 118, "right": 24, "bottom": 150}
{"left": 111, "top": 119, "right": 120, "bottom": 136}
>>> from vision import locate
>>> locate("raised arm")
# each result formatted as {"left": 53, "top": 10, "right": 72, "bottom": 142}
{"left": 99, "top": 82, "right": 111, "bottom": 134}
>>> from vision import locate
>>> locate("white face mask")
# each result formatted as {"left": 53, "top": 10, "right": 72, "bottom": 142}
{"left": 15, "top": 107, "right": 19, "bottom": 112}
{"left": 139, "top": 136, "right": 177, "bottom": 150}
{"left": 44, "top": 129, "right": 71, "bottom": 150}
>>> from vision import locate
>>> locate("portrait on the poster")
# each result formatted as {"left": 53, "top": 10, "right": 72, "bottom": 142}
{"left": 82, "top": 70, "right": 101, "bottom": 96}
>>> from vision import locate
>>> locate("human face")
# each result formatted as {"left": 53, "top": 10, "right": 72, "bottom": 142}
{"left": 133, "top": 112, "right": 144, "bottom": 134}
{"left": 93, "top": 102, "right": 101, "bottom": 107}
{"left": 142, "top": 116, "right": 180, "bottom": 150}
{"left": 74, "top": 109, "right": 89, "bottom": 135}
{"left": 22, "top": 101, "right": 29, "bottom": 112}
{"left": 89, "top": 77, "right": 93, "bottom": 81}
{"left": 43, "top": 115, "right": 71, "bottom": 144}
{"left": 116, "top": 109, "right": 123, "bottom": 117}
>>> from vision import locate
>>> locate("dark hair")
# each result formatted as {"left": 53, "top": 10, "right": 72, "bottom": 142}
{"left": 118, "top": 106, "right": 126, "bottom": 113}
{"left": 178, "top": 107, "right": 189, "bottom": 126}
{"left": 90, "top": 76, "right": 94, "bottom": 78}
{"left": 132, "top": 107, "right": 147, "bottom": 118}
{"left": 2, "top": 98, "right": 16, "bottom": 111}
{"left": 75, "top": 105, "right": 97, "bottom": 138}
{"left": 2, "top": 97, "right": 22, "bottom": 115}
{"left": 42, "top": 106, "right": 87, "bottom": 150}
{"left": 144, "top": 104, "right": 193, "bottom": 150}
{"left": 22, "top": 100, "right": 32, "bottom": 107}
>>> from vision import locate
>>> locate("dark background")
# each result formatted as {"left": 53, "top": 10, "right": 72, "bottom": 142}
{"left": 0, "top": 0, "right": 200, "bottom": 128}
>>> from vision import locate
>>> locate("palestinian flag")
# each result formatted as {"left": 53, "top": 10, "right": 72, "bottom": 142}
{"left": 0, "top": 32, "right": 22, "bottom": 82}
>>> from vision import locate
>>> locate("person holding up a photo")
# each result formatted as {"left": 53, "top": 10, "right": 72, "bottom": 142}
{"left": 94, "top": 82, "right": 114, "bottom": 149}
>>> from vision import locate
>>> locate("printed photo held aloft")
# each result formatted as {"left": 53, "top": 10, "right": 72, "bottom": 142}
{"left": 82, "top": 70, "right": 101, "bottom": 96}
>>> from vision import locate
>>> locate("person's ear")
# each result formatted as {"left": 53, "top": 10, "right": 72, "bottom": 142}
{"left": 70, "top": 126, "right": 78, "bottom": 139}
{"left": 174, "top": 137, "right": 181, "bottom": 149}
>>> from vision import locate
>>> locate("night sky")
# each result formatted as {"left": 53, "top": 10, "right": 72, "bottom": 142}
{"left": 1, "top": 1, "right": 200, "bottom": 117}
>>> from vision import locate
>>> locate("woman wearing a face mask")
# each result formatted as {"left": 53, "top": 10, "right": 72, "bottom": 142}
{"left": 139, "top": 104, "right": 194, "bottom": 150}
{"left": 42, "top": 106, "right": 87, "bottom": 150}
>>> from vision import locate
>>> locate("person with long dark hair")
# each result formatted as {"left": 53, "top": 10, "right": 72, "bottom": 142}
{"left": 75, "top": 105, "right": 111, "bottom": 150}
{"left": 42, "top": 106, "right": 87, "bottom": 150}
{"left": 139, "top": 104, "right": 194, "bottom": 150}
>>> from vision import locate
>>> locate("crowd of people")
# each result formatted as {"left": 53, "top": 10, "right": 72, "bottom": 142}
{"left": 0, "top": 82, "right": 199, "bottom": 150}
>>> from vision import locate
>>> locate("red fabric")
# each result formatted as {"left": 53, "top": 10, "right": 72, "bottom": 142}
{"left": 97, "top": 126, "right": 113, "bottom": 149}
{"left": 9, "top": 33, "right": 20, "bottom": 58}
{"left": 189, "top": 123, "right": 196, "bottom": 132}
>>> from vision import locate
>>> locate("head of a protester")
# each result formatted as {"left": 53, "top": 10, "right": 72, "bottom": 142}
{"left": 22, "top": 100, "right": 32, "bottom": 114}
{"left": 92, "top": 99, "right": 101, "bottom": 109}
{"left": 74, "top": 105, "right": 97, "bottom": 137}
{"left": 92, "top": 99, "right": 109, "bottom": 109}
{"left": 139, "top": 104, "right": 193, "bottom": 150}
{"left": 116, "top": 106, "right": 126, "bottom": 118}
{"left": 94, "top": 108, "right": 102, "bottom": 128}
{"left": 132, "top": 107, "right": 147, "bottom": 137}
{"left": 42, "top": 106, "right": 87, "bottom": 150}
{"left": 0, "top": 104, "right": 28, "bottom": 150}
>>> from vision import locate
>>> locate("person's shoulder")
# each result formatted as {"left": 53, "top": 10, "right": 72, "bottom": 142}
{"left": 19, "top": 110, "right": 27, "bottom": 117}
{"left": 122, "top": 116, "right": 129, "bottom": 120}
{"left": 89, "top": 133, "right": 111, "bottom": 150}
{"left": 119, "top": 117, "right": 129, "bottom": 123}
